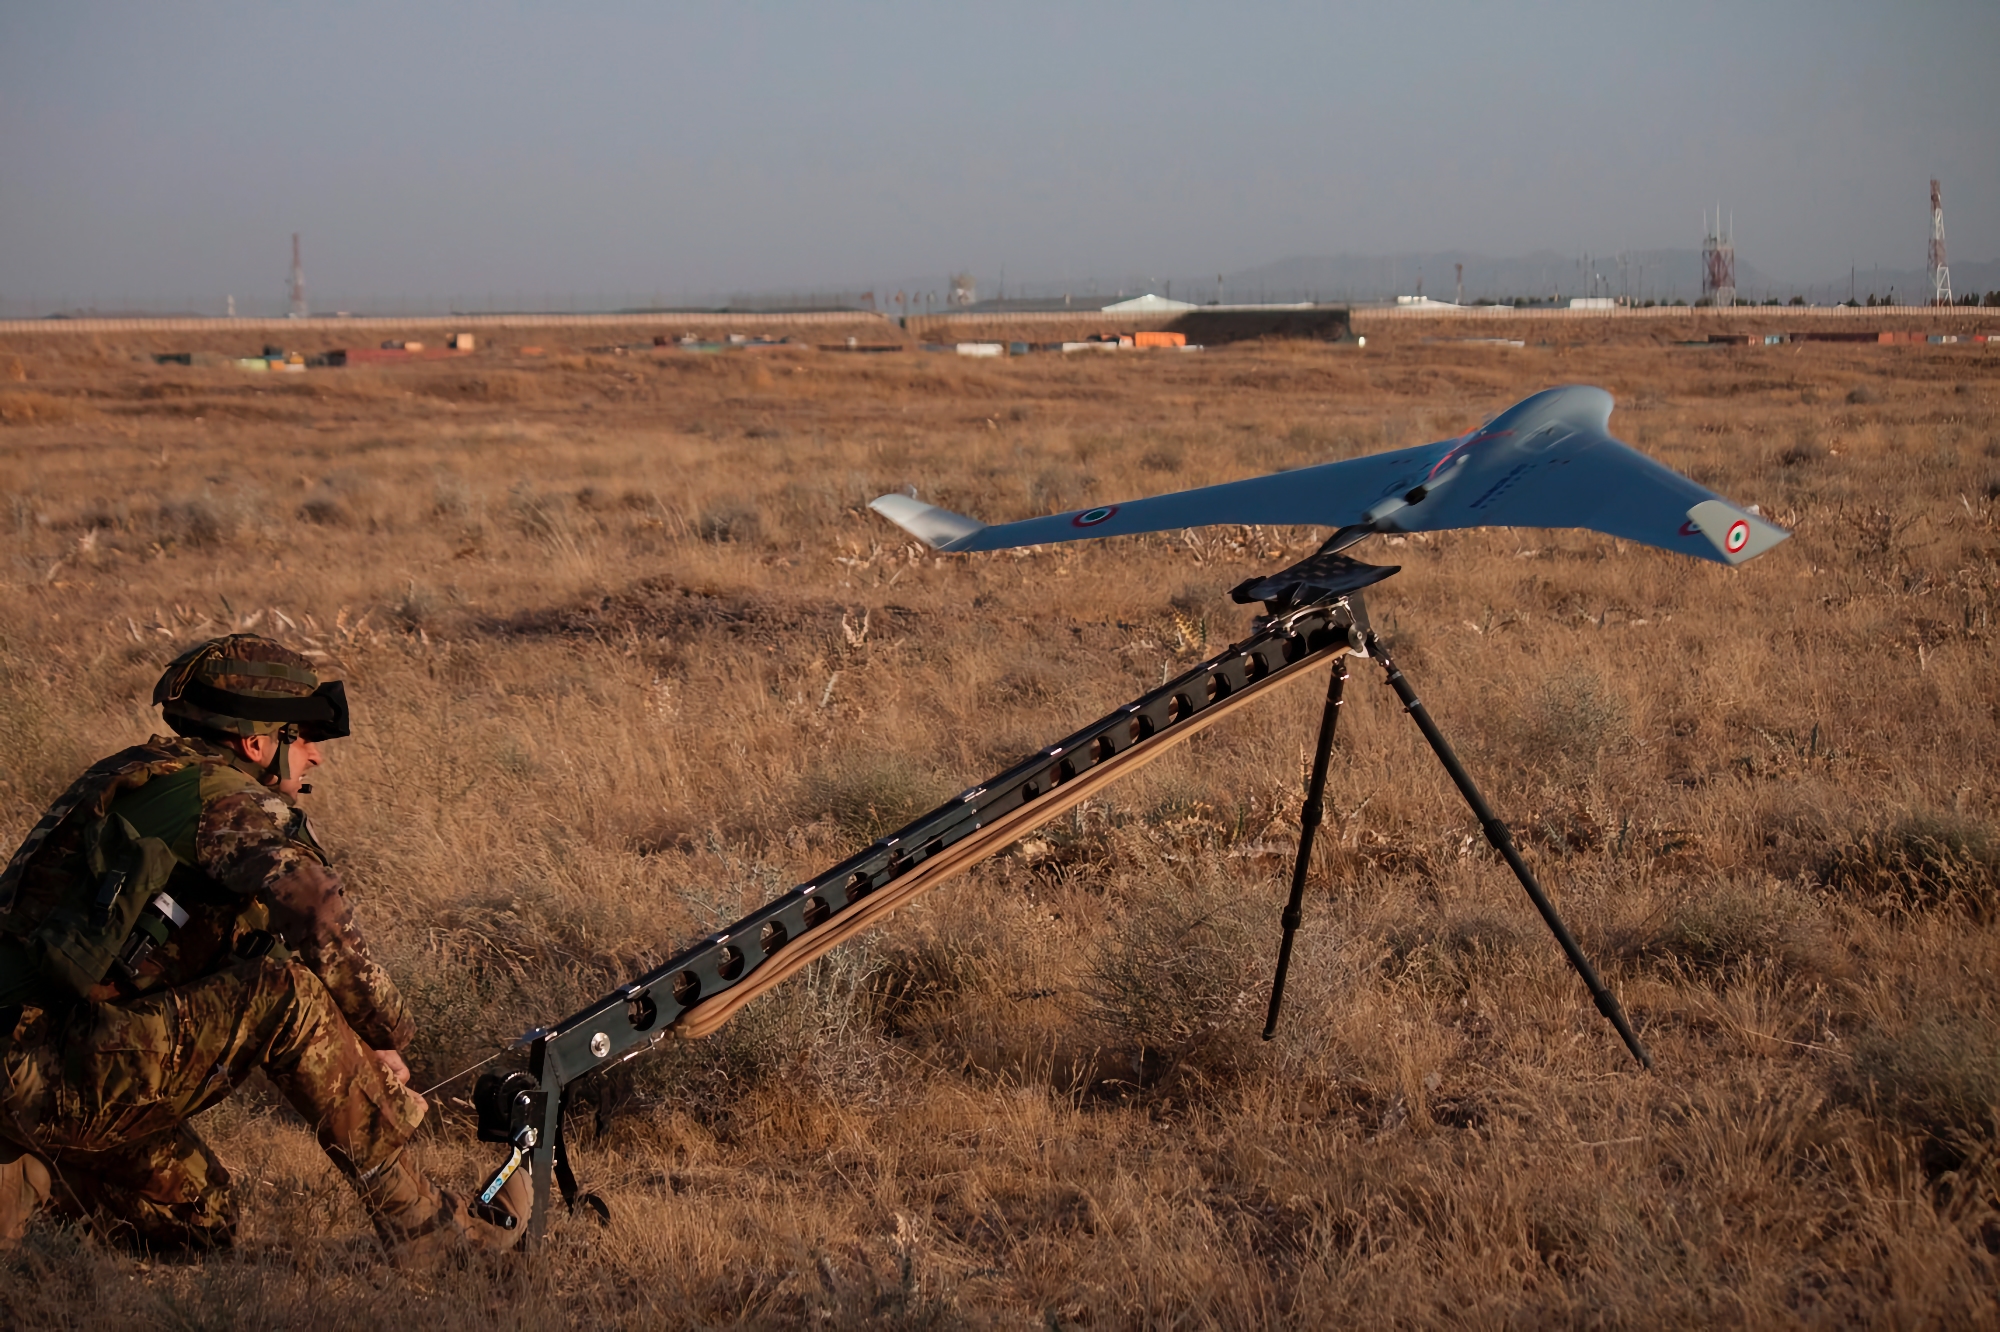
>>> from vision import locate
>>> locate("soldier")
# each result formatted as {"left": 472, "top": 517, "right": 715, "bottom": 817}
{"left": 0, "top": 635, "right": 525, "bottom": 1257}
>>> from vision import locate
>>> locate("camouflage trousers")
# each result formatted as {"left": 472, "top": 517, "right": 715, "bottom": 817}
{"left": 0, "top": 957, "right": 426, "bottom": 1251}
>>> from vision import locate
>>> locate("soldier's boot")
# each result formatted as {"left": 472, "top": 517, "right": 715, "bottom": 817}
{"left": 0, "top": 1143, "right": 51, "bottom": 1250}
{"left": 357, "top": 1146, "right": 530, "bottom": 1263}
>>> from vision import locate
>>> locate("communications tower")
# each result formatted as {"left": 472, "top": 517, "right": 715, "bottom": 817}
{"left": 1929, "top": 179, "right": 1953, "bottom": 305}
{"left": 289, "top": 233, "right": 308, "bottom": 319}
{"left": 1700, "top": 207, "right": 1735, "bottom": 307}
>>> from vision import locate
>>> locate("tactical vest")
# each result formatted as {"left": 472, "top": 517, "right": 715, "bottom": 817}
{"left": 0, "top": 740, "right": 300, "bottom": 1010}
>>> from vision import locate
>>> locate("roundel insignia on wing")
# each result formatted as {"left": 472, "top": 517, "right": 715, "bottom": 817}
{"left": 1678, "top": 520, "right": 1702, "bottom": 536}
{"left": 1725, "top": 520, "right": 1750, "bottom": 553}
{"left": 1072, "top": 505, "right": 1118, "bottom": 528}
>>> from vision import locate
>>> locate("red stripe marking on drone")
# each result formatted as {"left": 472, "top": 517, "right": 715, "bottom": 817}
{"left": 1425, "top": 429, "right": 1513, "bottom": 481}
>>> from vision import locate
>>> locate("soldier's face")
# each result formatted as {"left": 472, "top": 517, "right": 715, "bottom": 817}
{"left": 273, "top": 738, "right": 323, "bottom": 795}
{"left": 241, "top": 733, "right": 323, "bottom": 794}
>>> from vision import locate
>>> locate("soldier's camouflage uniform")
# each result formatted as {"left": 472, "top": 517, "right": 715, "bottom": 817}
{"left": 0, "top": 735, "right": 431, "bottom": 1250}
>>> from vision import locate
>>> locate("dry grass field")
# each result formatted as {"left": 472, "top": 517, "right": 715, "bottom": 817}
{"left": 0, "top": 327, "right": 1997, "bottom": 1328}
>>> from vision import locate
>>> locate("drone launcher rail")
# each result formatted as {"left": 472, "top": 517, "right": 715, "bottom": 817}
{"left": 493, "top": 594, "right": 1370, "bottom": 1241}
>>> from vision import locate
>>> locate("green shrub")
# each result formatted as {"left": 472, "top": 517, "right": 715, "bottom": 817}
{"left": 800, "top": 752, "right": 947, "bottom": 841}
{"left": 1847, "top": 1014, "right": 2000, "bottom": 1163}
{"left": 1623, "top": 880, "right": 1835, "bottom": 981}
{"left": 1379, "top": 907, "right": 1527, "bottom": 997}
{"left": 1082, "top": 872, "right": 1263, "bottom": 1076}
{"left": 696, "top": 502, "right": 761, "bottom": 543}
{"left": 1820, "top": 811, "right": 2000, "bottom": 918}
{"left": 1520, "top": 667, "right": 1629, "bottom": 764}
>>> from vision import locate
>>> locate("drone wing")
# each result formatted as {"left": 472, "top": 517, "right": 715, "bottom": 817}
{"left": 871, "top": 445, "right": 1434, "bottom": 550}
{"left": 872, "top": 385, "right": 1788, "bottom": 566}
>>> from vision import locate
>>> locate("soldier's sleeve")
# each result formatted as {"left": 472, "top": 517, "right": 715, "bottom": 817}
{"left": 195, "top": 790, "right": 417, "bottom": 1051}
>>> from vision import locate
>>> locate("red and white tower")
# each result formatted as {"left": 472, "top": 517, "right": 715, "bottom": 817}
{"left": 1929, "top": 179, "right": 1953, "bottom": 306}
{"left": 1700, "top": 206, "right": 1735, "bottom": 307}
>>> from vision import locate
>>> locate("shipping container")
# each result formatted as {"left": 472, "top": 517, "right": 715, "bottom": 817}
{"left": 1133, "top": 330, "right": 1187, "bottom": 349}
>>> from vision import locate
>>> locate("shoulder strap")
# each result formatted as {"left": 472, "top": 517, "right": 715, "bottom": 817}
{"left": 196, "top": 761, "right": 266, "bottom": 805}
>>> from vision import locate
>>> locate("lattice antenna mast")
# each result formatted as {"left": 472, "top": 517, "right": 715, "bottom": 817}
{"left": 1929, "top": 179, "right": 1953, "bottom": 305}
{"left": 289, "top": 233, "right": 308, "bottom": 319}
{"left": 1700, "top": 205, "right": 1735, "bottom": 307}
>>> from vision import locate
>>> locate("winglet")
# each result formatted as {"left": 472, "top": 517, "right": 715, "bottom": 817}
{"left": 1685, "top": 499, "right": 1789, "bottom": 565}
{"left": 869, "top": 494, "right": 986, "bottom": 550}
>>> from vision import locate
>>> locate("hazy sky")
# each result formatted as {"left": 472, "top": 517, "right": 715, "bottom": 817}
{"left": 2, "top": 1, "right": 1992, "bottom": 307}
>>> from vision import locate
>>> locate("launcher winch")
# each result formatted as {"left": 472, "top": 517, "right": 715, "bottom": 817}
{"left": 471, "top": 547, "right": 1649, "bottom": 1245}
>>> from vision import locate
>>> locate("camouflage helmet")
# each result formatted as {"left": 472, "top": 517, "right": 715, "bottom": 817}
{"left": 153, "top": 635, "right": 350, "bottom": 743}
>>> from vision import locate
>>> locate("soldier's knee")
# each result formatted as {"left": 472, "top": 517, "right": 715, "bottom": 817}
{"left": 233, "top": 956, "right": 351, "bottom": 1071}
{"left": 242, "top": 956, "right": 338, "bottom": 1016}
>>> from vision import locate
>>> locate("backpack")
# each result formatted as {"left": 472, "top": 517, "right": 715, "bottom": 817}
{"left": 0, "top": 745, "right": 248, "bottom": 1007}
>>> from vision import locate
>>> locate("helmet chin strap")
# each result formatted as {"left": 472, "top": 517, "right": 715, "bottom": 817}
{"left": 261, "top": 724, "right": 302, "bottom": 790}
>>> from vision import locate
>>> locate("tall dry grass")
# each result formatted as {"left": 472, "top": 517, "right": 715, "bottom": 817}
{"left": 0, "top": 333, "right": 1997, "bottom": 1327}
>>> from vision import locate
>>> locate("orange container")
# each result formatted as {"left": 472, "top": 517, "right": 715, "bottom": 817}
{"left": 1133, "top": 330, "right": 1187, "bottom": 349}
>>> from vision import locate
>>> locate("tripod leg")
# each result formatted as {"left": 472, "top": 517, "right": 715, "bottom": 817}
{"left": 1363, "top": 632, "right": 1652, "bottom": 1070}
{"left": 526, "top": 1043, "right": 558, "bottom": 1245}
{"left": 1262, "top": 657, "right": 1348, "bottom": 1039}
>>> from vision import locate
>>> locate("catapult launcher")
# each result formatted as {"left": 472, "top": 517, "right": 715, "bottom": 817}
{"left": 471, "top": 386, "right": 1789, "bottom": 1242}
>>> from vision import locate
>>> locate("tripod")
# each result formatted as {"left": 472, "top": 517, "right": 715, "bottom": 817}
{"left": 1262, "top": 630, "right": 1651, "bottom": 1070}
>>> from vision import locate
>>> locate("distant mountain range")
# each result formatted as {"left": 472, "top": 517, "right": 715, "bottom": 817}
{"left": 1207, "top": 251, "right": 1998, "bottom": 306}
{"left": 868, "top": 250, "right": 1998, "bottom": 314}
{"left": 7, "top": 249, "right": 1987, "bottom": 324}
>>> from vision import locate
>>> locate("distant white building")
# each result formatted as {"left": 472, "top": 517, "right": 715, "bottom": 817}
{"left": 1100, "top": 293, "right": 1198, "bottom": 314}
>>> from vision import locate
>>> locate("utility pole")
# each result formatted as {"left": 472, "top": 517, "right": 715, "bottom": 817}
{"left": 1455, "top": 262, "right": 1463, "bottom": 306}
{"left": 289, "top": 233, "right": 308, "bottom": 319}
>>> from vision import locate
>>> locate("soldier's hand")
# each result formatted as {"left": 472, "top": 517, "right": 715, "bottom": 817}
{"left": 375, "top": 1048, "right": 412, "bottom": 1085}
{"left": 375, "top": 1049, "right": 430, "bottom": 1119}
